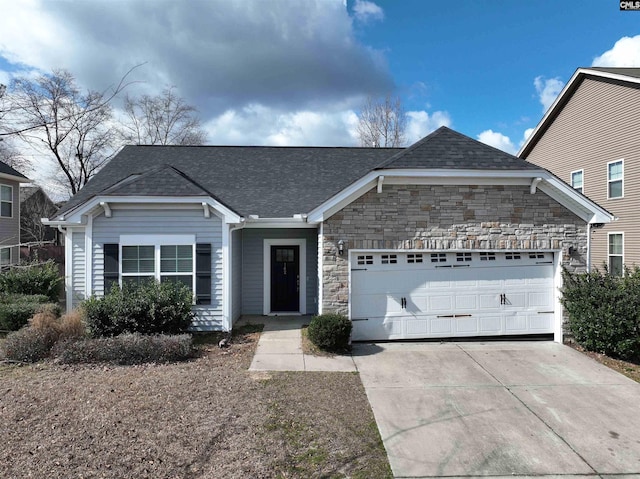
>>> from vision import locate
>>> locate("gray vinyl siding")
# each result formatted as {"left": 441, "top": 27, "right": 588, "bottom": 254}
{"left": 0, "top": 179, "right": 20, "bottom": 264}
{"left": 231, "top": 229, "right": 242, "bottom": 324}
{"left": 92, "top": 208, "right": 224, "bottom": 330}
{"left": 241, "top": 228, "right": 318, "bottom": 315}
{"left": 71, "top": 230, "right": 86, "bottom": 309}
{"left": 525, "top": 77, "right": 640, "bottom": 268}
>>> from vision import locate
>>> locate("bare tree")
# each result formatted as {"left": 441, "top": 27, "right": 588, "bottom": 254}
{"left": 356, "top": 95, "right": 406, "bottom": 147}
{"left": 20, "top": 187, "right": 59, "bottom": 243}
{"left": 5, "top": 70, "right": 120, "bottom": 195}
{"left": 120, "top": 87, "right": 207, "bottom": 145}
{"left": 0, "top": 139, "right": 30, "bottom": 174}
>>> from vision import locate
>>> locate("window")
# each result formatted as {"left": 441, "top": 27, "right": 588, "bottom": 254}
{"left": 571, "top": 170, "right": 583, "bottom": 194}
{"left": 121, "top": 243, "right": 194, "bottom": 290}
{"left": 608, "top": 233, "right": 623, "bottom": 276}
{"left": 479, "top": 252, "right": 496, "bottom": 261}
{"left": 407, "top": 253, "right": 423, "bottom": 264}
{"left": 0, "top": 184, "right": 12, "bottom": 218}
{"left": 608, "top": 160, "right": 623, "bottom": 199}
{"left": 357, "top": 255, "right": 373, "bottom": 265}
{"left": 430, "top": 253, "right": 446, "bottom": 263}
{"left": 0, "top": 247, "right": 10, "bottom": 266}
{"left": 381, "top": 254, "right": 397, "bottom": 264}
{"left": 456, "top": 252, "right": 472, "bottom": 262}
{"left": 505, "top": 252, "right": 521, "bottom": 260}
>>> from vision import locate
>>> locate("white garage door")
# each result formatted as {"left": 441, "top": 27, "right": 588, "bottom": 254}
{"left": 350, "top": 251, "right": 556, "bottom": 341}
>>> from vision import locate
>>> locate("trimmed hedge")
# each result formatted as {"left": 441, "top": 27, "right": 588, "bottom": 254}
{"left": 0, "top": 260, "right": 62, "bottom": 302}
{"left": 52, "top": 333, "right": 194, "bottom": 365}
{"left": 561, "top": 266, "right": 640, "bottom": 359}
{"left": 0, "top": 295, "right": 59, "bottom": 331}
{"left": 307, "top": 313, "right": 352, "bottom": 352}
{"left": 83, "top": 281, "right": 194, "bottom": 337}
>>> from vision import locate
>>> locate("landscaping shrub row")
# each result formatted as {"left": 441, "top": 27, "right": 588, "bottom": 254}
{"left": 83, "top": 281, "right": 194, "bottom": 337}
{"left": 0, "top": 260, "right": 62, "bottom": 302}
{"left": 562, "top": 266, "right": 640, "bottom": 359}
{"left": 0, "top": 294, "right": 59, "bottom": 331}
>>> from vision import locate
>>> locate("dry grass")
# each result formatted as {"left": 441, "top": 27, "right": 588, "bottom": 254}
{"left": 568, "top": 341, "right": 640, "bottom": 383}
{"left": 0, "top": 325, "right": 391, "bottom": 479}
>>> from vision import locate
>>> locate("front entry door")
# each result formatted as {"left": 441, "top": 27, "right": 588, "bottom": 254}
{"left": 271, "top": 245, "right": 300, "bottom": 312}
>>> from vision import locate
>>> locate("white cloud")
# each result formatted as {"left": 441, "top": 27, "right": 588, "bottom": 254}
{"left": 477, "top": 130, "right": 516, "bottom": 154}
{"left": 203, "top": 104, "right": 359, "bottom": 146}
{"left": 522, "top": 127, "right": 535, "bottom": 144}
{"left": 405, "top": 110, "right": 451, "bottom": 144}
{"left": 593, "top": 35, "right": 640, "bottom": 67}
{"left": 353, "top": 0, "right": 384, "bottom": 23}
{"left": 534, "top": 76, "right": 564, "bottom": 113}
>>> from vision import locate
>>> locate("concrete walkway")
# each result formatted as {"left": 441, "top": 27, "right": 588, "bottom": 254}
{"left": 247, "top": 316, "right": 357, "bottom": 372}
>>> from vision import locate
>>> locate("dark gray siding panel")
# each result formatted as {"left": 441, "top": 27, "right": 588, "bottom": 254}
{"left": 0, "top": 179, "right": 20, "bottom": 263}
{"left": 241, "top": 228, "right": 318, "bottom": 315}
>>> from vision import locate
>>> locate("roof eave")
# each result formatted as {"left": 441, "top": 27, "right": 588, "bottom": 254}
{"left": 519, "top": 67, "right": 640, "bottom": 158}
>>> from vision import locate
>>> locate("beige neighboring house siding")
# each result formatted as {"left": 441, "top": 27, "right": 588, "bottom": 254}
{"left": 524, "top": 76, "right": 640, "bottom": 270}
{"left": 0, "top": 178, "right": 21, "bottom": 264}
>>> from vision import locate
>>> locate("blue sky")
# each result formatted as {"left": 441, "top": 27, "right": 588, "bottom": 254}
{"left": 0, "top": 0, "right": 638, "bottom": 159}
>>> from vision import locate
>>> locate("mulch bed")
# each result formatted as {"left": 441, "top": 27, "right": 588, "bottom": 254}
{"left": 0, "top": 328, "right": 391, "bottom": 479}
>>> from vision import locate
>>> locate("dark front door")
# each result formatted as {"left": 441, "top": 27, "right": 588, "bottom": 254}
{"left": 271, "top": 245, "right": 300, "bottom": 312}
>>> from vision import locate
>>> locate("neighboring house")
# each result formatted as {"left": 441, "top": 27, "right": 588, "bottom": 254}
{"left": 520, "top": 67, "right": 640, "bottom": 275}
{"left": 20, "top": 185, "right": 61, "bottom": 244}
{"left": 0, "top": 160, "right": 30, "bottom": 266}
{"left": 45, "top": 127, "right": 612, "bottom": 342}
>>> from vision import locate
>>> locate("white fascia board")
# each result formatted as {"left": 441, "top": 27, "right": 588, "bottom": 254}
{"left": 537, "top": 175, "right": 614, "bottom": 224}
{"left": 518, "top": 68, "right": 640, "bottom": 157}
{"left": 307, "top": 169, "right": 548, "bottom": 223}
{"left": 243, "top": 218, "right": 316, "bottom": 229}
{"left": 0, "top": 173, "right": 30, "bottom": 183}
{"left": 58, "top": 196, "right": 242, "bottom": 224}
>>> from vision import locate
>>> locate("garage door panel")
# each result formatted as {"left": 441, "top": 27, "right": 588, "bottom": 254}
{"left": 350, "top": 251, "right": 556, "bottom": 341}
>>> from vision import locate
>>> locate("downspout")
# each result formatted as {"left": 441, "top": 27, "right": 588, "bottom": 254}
{"left": 226, "top": 219, "right": 246, "bottom": 331}
{"left": 586, "top": 223, "right": 591, "bottom": 272}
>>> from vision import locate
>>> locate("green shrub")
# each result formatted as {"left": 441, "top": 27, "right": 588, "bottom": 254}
{"left": 83, "top": 281, "right": 194, "bottom": 337}
{"left": 3, "top": 327, "right": 58, "bottom": 362}
{"left": 0, "top": 260, "right": 62, "bottom": 302}
{"left": 561, "top": 266, "right": 640, "bottom": 359}
{"left": 307, "top": 313, "right": 352, "bottom": 352}
{"left": 0, "top": 296, "right": 59, "bottom": 331}
{"left": 53, "top": 333, "right": 194, "bottom": 365}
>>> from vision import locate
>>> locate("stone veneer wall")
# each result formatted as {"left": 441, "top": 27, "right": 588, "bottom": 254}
{"left": 322, "top": 184, "right": 588, "bottom": 314}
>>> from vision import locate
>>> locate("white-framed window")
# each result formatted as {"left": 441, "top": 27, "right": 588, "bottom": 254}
{"left": 607, "top": 160, "right": 623, "bottom": 199}
{"left": 608, "top": 232, "right": 623, "bottom": 276}
{"left": 0, "top": 184, "right": 12, "bottom": 218}
{"left": 570, "top": 169, "right": 583, "bottom": 194}
{"left": 0, "top": 247, "right": 10, "bottom": 265}
{"left": 119, "top": 235, "right": 195, "bottom": 291}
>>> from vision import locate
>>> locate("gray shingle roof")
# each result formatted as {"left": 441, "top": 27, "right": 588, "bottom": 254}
{"left": 57, "top": 146, "right": 401, "bottom": 218}
{"left": 588, "top": 67, "right": 640, "bottom": 79}
{"left": 56, "top": 127, "right": 545, "bottom": 219}
{"left": 0, "top": 160, "right": 29, "bottom": 180}
{"left": 377, "top": 127, "right": 540, "bottom": 170}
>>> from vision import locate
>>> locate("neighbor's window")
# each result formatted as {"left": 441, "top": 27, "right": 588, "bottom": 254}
{"left": 608, "top": 233, "right": 623, "bottom": 276}
{"left": 608, "top": 160, "right": 623, "bottom": 199}
{"left": 0, "top": 247, "right": 10, "bottom": 265}
{"left": 571, "top": 170, "right": 583, "bottom": 194}
{"left": 0, "top": 185, "right": 12, "bottom": 218}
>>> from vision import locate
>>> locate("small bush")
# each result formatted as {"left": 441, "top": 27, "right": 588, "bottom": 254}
{"left": 0, "top": 297, "right": 59, "bottom": 331}
{"left": 53, "top": 333, "right": 193, "bottom": 365}
{"left": 57, "top": 310, "right": 88, "bottom": 340}
{"left": 561, "top": 266, "right": 640, "bottom": 359}
{"left": 83, "top": 281, "right": 194, "bottom": 337}
{"left": 3, "top": 327, "right": 56, "bottom": 362}
{"left": 307, "top": 314, "right": 352, "bottom": 352}
{"left": 0, "top": 260, "right": 62, "bottom": 301}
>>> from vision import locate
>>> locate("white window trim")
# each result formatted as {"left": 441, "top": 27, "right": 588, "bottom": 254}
{"left": 0, "top": 184, "right": 13, "bottom": 218}
{"left": 118, "top": 236, "right": 197, "bottom": 293}
{"left": 263, "top": 238, "right": 307, "bottom": 315}
{"left": 607, "top": 159, "right": 624, "bottom": 199}
{"left": 607, "top": 232, "right": 624, "bottom": 275}
{"left": 570, "top": 169, "right": 584, "bottom": 194}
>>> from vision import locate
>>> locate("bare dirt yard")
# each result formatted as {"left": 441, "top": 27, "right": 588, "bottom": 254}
{"left": 0, "top": 327, "right": 391, "bottom": 479}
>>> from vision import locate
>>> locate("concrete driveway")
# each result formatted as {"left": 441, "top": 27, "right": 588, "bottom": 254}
{"left": 352, "top": 341, "right": 640, "bottom": 478}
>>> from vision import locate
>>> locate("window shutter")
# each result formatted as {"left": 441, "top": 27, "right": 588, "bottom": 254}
{"left": 195, "top": 243, "right": 212, "bottom": 305}
{"left": 104, "top": 244, "right": 119, "bottom": 292}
